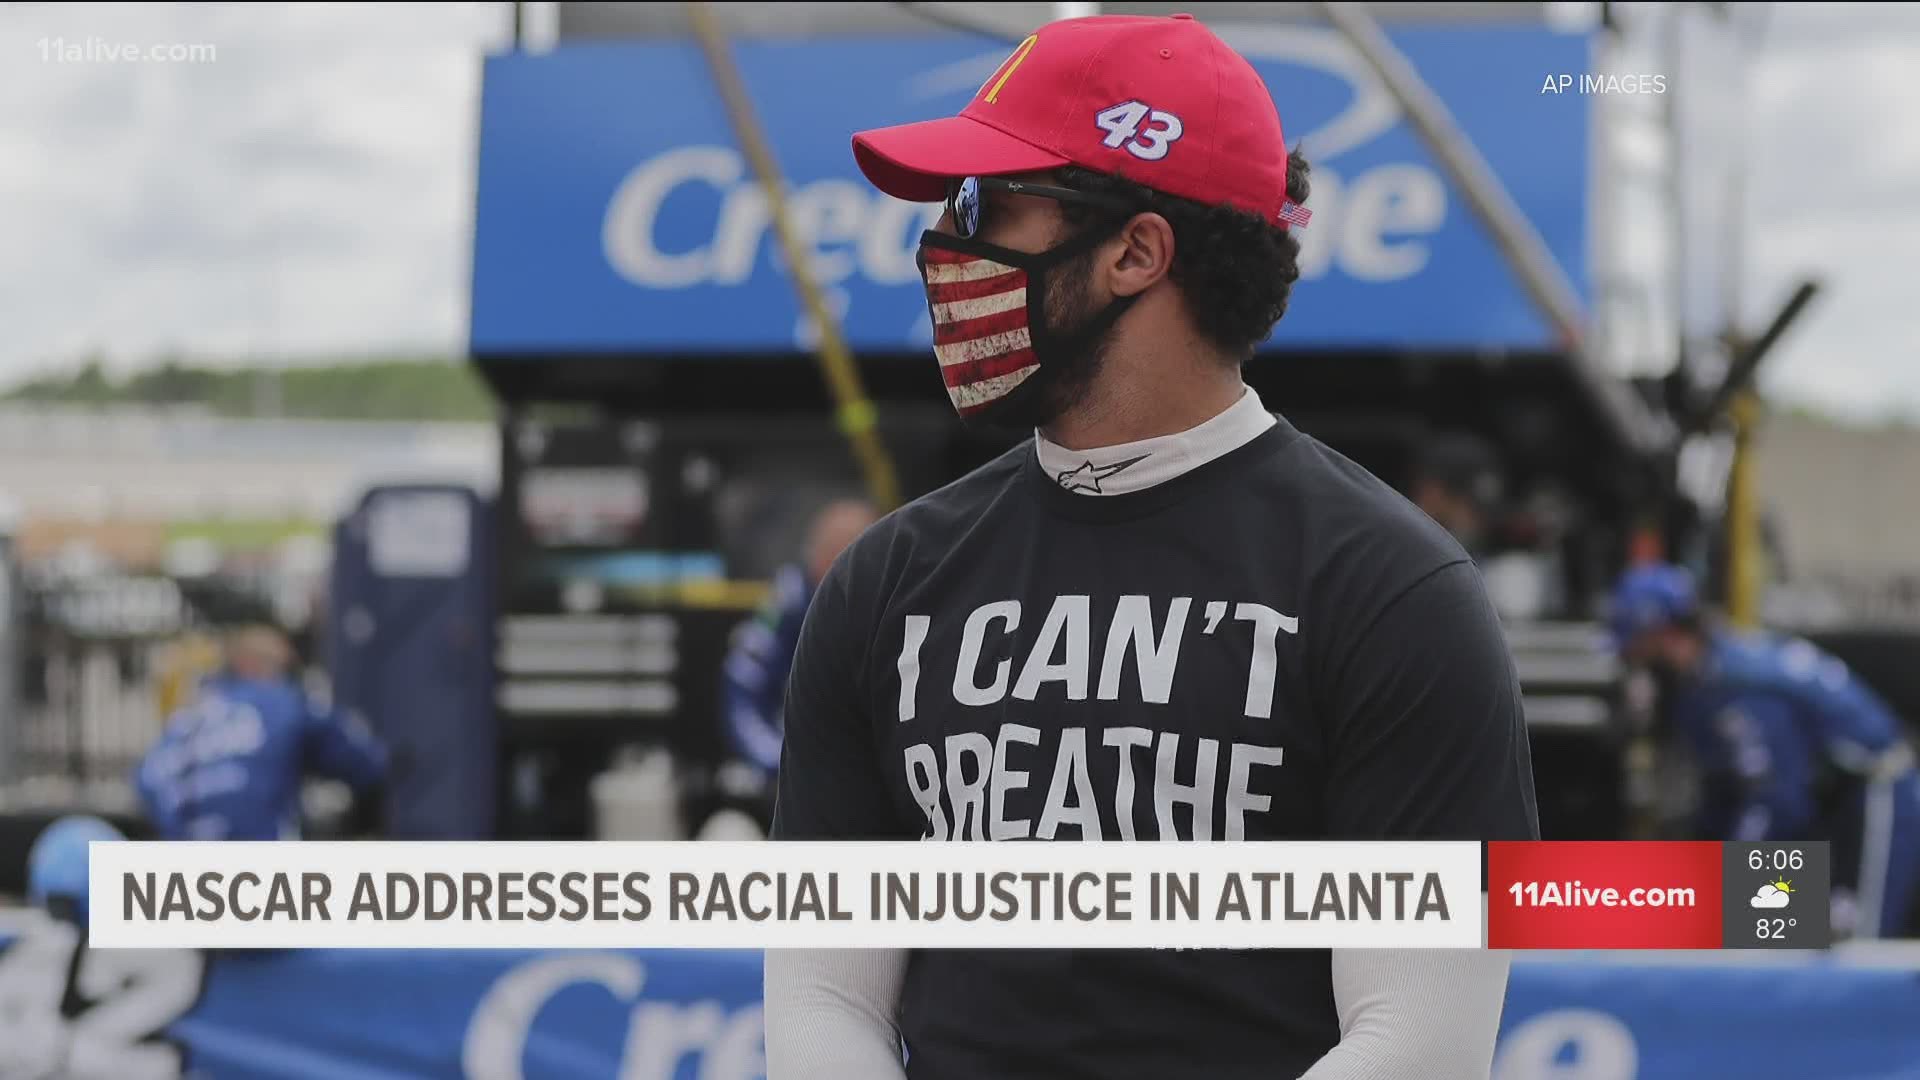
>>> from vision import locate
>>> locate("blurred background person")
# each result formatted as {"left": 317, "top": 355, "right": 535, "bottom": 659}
{"left": 132, "top": 624, "right": 388, "bottom": 842}
{"left": 25, "top": 814, "right": 123, "bottom": 933}
{"left": 1611, "top": 563, "right": 1920, "bottom": 940}
{"left": 154, "top": 628, "right": 223, "bottom": 721}
{"left": 1409, "top": 431, "right": 1565, "bottom": 622}
{"left": 6, "top": 816, "right": 129, "bottom": 1078}
{"left": 718, "top": 498, "right": 878, "bottom": 787}
{"left": 1409, "top": 430, "right": 1506, "bottom": 559}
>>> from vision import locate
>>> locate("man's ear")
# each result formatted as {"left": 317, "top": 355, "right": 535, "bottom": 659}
{"left": 1105, "top": 211, "right": 1175, "bottom": 298}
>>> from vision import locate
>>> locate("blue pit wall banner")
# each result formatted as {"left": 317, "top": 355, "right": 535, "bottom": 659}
{"left": 471, "top": 25, "right": 1593, "bottom": 358}
{"left": 4, "top": 912, "right": 1919, "bottom": 1080}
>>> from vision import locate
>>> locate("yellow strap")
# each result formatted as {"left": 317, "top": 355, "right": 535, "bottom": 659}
{"left": 685, "top": 1, "right": 902, "bottom": 513}
{"left": 1725, "top": 392, "right": 1762, "bottom": 628}
{"left": 836, "top": 400, "right": 878, "bottom": 438}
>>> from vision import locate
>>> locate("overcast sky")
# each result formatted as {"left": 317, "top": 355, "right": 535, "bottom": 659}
{"left": 1, "top": 2, "right": 1914, "bottom": 422}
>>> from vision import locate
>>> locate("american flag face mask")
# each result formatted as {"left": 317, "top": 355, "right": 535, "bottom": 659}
{"left": 916, "top": 224, "right": 1133, "bottom": 422}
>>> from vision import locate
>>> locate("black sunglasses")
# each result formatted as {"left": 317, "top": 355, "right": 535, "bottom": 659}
{"left": 945, "top": 175, "right": 1141, "bottom": 239}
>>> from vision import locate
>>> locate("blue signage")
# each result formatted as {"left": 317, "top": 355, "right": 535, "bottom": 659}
{"left": 472, "top": 25, "right": 1593, "bottom": 357}
{"left": 5, "top": 912, "right": 1920, "bottom": 1080}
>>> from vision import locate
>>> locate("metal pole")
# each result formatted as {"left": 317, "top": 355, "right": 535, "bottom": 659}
{"left": 1721, "top": 50, "right": 1744, "bottom": 348}
{"left": 1696, "top": 280, "right": 1821, "bottom": 429}
{"left": 1315, "top": 1, "right": 1588, "bottom": 350}
{"left": 1693, "top": 277, "right": 1820, "bottom": 628}
{"left": 1313, "top": 2, "right": 1662, "bottom": 456}
{"left": 0, "top": 532, "right": 15, "bottom": 790}
{"left": 1723, "top": 4, "right": 1770, "bottom": 350}
{"left": 1716, "top": 7, "right": 1775, "bottom": 629}
{"left": 1588, "top": 16, "right": 1617, "bottom": 378}
{"left": 1664, "top": 6, "right": 1689, "bottom": 380}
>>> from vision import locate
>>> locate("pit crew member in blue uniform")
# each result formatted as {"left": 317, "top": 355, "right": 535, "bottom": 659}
{"left": 1612, "top": 563, "right": 1920, "bottom": 939}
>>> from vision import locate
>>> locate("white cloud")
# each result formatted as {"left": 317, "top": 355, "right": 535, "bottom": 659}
{"left": 0, "top": 2, "right": 509, "bottom": 377}
{"left": 1741, "top": 4, "right": 1920, "bottom": 421}
{"left": 1750, "top": 884, "right": 1790, "bottom": 909}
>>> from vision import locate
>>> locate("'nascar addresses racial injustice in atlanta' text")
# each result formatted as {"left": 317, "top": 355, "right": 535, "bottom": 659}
{"left": 123, "top": 868, "right": 1451, "bottom": 925}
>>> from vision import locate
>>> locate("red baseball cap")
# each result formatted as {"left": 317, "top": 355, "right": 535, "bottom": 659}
{"left": 852, "top": 13, "right": 1299, "bottom": 228}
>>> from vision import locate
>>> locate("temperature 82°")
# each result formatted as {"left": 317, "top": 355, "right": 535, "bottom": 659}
{"left": 1756, "top": 916, "right": 1798, "bottom": 940}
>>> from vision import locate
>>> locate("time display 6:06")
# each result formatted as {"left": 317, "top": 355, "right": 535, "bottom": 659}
{"left": 1749, "top": 849, "right": 1804, "bottom": 872}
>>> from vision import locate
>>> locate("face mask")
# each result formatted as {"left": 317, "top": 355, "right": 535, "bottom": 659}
{"left": 916, "top": 226, "right": 1135, "bottom": 427}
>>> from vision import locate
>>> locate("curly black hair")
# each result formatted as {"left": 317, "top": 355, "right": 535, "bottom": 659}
{"left": 1056, "top": 148, "right": 1312, "bottom": 361}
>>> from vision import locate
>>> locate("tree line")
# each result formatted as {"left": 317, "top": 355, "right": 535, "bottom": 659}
{"left": 2, "top": 356, "right": 497, "bottom": 422}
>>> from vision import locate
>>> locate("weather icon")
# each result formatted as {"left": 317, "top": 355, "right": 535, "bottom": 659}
{"left": 1750, "top": 879, "right": 1794, "bottom": 909}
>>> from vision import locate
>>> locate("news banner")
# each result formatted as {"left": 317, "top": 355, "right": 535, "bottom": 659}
{"left": 88, "top": 840, "right": 1831, "bottom": 951}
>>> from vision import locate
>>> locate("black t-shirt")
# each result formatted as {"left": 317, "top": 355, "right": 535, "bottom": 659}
{"left": 772, "top": 414, "right": 1540, "bottom": 1080}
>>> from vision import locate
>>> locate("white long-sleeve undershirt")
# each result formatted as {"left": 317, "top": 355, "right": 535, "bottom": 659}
{"left": 763, "top": 948, "right": 910, "bottom": 1079}
{"left": 763, "top": 946, "right": 1512, "bottom": 1080}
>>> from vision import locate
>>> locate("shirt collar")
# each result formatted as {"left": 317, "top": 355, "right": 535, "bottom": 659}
{"left": 1033, "top": 387, "right": 1277, "bottom": 496}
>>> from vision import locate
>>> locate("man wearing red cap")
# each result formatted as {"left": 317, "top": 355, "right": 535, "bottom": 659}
{"left": 765, "top": 14, "right": 1537, "bottom": 1079}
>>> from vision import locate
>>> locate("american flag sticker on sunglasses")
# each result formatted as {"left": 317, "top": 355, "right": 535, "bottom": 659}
{"left": 1278, "top": 201, "right": 1312, "bottom": 229}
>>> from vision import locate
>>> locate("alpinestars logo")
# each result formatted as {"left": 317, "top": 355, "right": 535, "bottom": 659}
{"left": 1056, "top": 454, "right": 1149, "bottom": 493}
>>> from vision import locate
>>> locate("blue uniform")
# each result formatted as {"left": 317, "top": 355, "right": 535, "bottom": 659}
{"left": 719, "top": 564, "right": 813, "bottom": 774}
{"left": 1672, "top": 630, "right": 1920, "bottom": 938}
{"left": 134, "top": 673, "right": 388, "bottom": 841}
